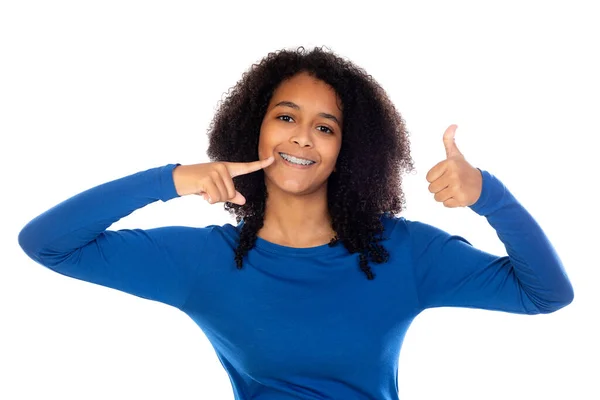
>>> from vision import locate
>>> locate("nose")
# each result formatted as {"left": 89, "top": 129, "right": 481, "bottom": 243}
{"left": 290, "top": 125, "right": 313, "bottom": 147}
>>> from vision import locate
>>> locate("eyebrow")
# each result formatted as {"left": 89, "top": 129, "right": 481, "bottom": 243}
{"left": 273, "top": 101, "right": 341, "bottom": 127}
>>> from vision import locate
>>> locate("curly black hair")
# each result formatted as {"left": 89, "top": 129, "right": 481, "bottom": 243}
{"left": 206, "top": 46, "right": 416, "bottom": 280}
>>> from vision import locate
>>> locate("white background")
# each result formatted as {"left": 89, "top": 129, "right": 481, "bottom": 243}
{"left": 2, "top": 1, "right": 598, "bottom": 399}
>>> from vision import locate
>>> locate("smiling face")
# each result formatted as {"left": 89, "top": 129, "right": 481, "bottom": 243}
{"left": 258, "top": 72, "right": 343, "bottom": 196}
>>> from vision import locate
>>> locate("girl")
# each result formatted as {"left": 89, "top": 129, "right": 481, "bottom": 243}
{"left": 18, "top": 46, "right": 574, "bottom": 400}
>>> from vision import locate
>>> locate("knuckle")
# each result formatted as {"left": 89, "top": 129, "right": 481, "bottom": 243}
{"left": 216, "top": 163, "right": 228, "bottom": 173}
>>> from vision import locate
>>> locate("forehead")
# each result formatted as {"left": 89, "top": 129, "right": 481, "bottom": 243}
{"left": 270, "top": 73, "right": 342, "bottom": 112}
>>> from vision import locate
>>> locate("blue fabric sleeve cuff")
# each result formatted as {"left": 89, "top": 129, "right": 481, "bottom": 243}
{"left": 159, "top": 163, "right": 182, "bottom": 202}
{"left": 468, "top": 168, "right": 507, "bottom": 216}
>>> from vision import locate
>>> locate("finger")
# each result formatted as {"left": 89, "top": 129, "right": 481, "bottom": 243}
{"left": 211, "top": 173, "right": 229, "bottom": 203}
{"left": 425, "top": 159, "right": 447, "bottom": 183}
{"left": 227, "top": 156, "right": 274, "bottom": 178}
{"left": 428, "top": 175, "right": 449, "bottom": 194}
{"left": 201, "top": 180, "right": 219, "bottom": 204}
{"left": 434, "top": 185, "right": 454, "bottom": 203}
{"left": 228, "top": 190, "right": 246, "bottom": 206}
{"left": 443, "top": 124, "right": 462, "bottom": 159}
{"left": 212, "top": 163, "right": 236, "bottom": 199}
{"left": 220, "top": 173, "right": 237, "bottom": 200}
{"left": 443, "top": 198, "right": 460, "bottom": 208}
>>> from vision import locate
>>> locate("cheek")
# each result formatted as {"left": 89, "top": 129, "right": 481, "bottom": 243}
{"left": 259, "top": 125, "right": 280, "bottom": 147}
{"left": 325, "top": 143, "right": 342, "bottom": 165}
{"left": 257, "top": 124, "right": 268, "bottom": 146}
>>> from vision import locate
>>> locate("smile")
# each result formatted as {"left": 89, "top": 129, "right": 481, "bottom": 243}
{"left": 279, "top": 153, "right": 316, "bottom": 165}
{"left": 279, "top": 153, "right": 316, "bottom": 169}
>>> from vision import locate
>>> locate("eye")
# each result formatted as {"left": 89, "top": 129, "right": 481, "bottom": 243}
{"left": 277, "top": 115, "right": 334, "bottom": 134}
{"left": 317, "top": 126, "right": 334, "bottom": 134}
{"left": 277, "top": 115, "right": 294, "bottom": 123}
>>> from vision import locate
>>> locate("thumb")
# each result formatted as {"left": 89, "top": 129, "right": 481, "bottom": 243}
{"left": 443, "top": 124, "right": 462, "bottom": 159}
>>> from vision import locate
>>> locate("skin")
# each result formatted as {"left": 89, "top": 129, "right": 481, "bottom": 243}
{"left": 250, "top": 71, "right": 481, "bottom": 247}
{"left": 426, "top": 124, "right": 483, "bottom": 208}
{"left": 256, "top": 72, "right": 343, "bottom": 247}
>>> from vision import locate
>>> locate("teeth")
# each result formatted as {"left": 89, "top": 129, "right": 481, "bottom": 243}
{"left": 280, "top": 153, "right": 315, "bottom": 165}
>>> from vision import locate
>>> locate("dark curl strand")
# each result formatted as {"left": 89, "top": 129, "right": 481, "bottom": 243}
{"left": 206, "top": 46, "right": 416, "bottom": 280}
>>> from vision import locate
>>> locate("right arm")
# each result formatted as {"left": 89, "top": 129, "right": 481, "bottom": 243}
{"left": 17, "top": 163, "right": 212, "bottom": 309}
{"left": 17, "top": 156, "right": 274, "bottom": 309}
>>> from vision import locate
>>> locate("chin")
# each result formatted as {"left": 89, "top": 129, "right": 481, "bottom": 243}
{"left": 281, "top": 179, "right": 311, "bottom": 193}
{"left": 269, "top": 178, "right": 328, "bottom": 197}
{"left": 264, "top": 165, "right": 331, "bottom": 196}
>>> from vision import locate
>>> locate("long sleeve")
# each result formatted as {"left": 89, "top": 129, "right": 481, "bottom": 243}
{"left": 17, "top": 163, "right": 212, "bottom": 310}
{"left": 409, "top": 169, "right": 574, "bottom": 315}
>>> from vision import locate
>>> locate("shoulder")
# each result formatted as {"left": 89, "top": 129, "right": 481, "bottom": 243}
{"left": 379, "top": 212, "right": 417, "bottom": 236}
{"left": 152, "top": 222, "right": 239, "bottom": 254}
{"left": 379, "top": 212, "right": 451, "bottom": 245}
{"left": 200, "top": 221, "right": 241, "bottom": 248}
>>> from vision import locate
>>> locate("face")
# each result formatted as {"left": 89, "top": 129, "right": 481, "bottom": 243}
{"left": 258, "top": 72, "right": 343, "bottom": 196}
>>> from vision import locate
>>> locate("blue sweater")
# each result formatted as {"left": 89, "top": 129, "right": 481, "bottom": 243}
{"left": 18, "top": 163, "right": 574, "bottom": 400}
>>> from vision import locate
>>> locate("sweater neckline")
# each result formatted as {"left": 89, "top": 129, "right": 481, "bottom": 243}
{"left": 254, "top": 235, "right": 341, "bottom": 256}
{"left": 237, "top": 220, "right": 344, "bottom": 257}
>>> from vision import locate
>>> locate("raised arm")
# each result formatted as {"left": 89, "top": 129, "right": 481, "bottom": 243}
{"left": 17, "top": 163, "right": 212, "bottom": 309}
{"left": 408, "top": 169, "right": 574, "bottom": 315}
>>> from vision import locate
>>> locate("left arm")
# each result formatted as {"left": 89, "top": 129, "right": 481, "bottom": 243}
{"left": 410, "top": 168, "right": 574, "bottom": 314}
{"left": 412, "top": 125, "right": 574, "bottom": 314}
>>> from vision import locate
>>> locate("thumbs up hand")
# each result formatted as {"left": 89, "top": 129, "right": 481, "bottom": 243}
{"left": 425, "top": 124, "right": 483, "bottom": 208}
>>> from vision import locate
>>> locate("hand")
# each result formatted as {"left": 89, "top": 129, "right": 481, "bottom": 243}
{"left": 172, "top": 156, "right": 275, "bottom": 205}
{"left": 425, "top": 124, "right": 483, "bottom": 208}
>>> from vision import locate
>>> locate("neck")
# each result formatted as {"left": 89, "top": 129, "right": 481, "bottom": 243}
{"left": 258, "top": 183, "right": 336, "bottom": 247}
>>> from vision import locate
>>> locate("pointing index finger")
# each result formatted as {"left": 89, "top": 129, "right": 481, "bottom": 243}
{"left": 227, "top": 156, "right": 274, "bottom": 178}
